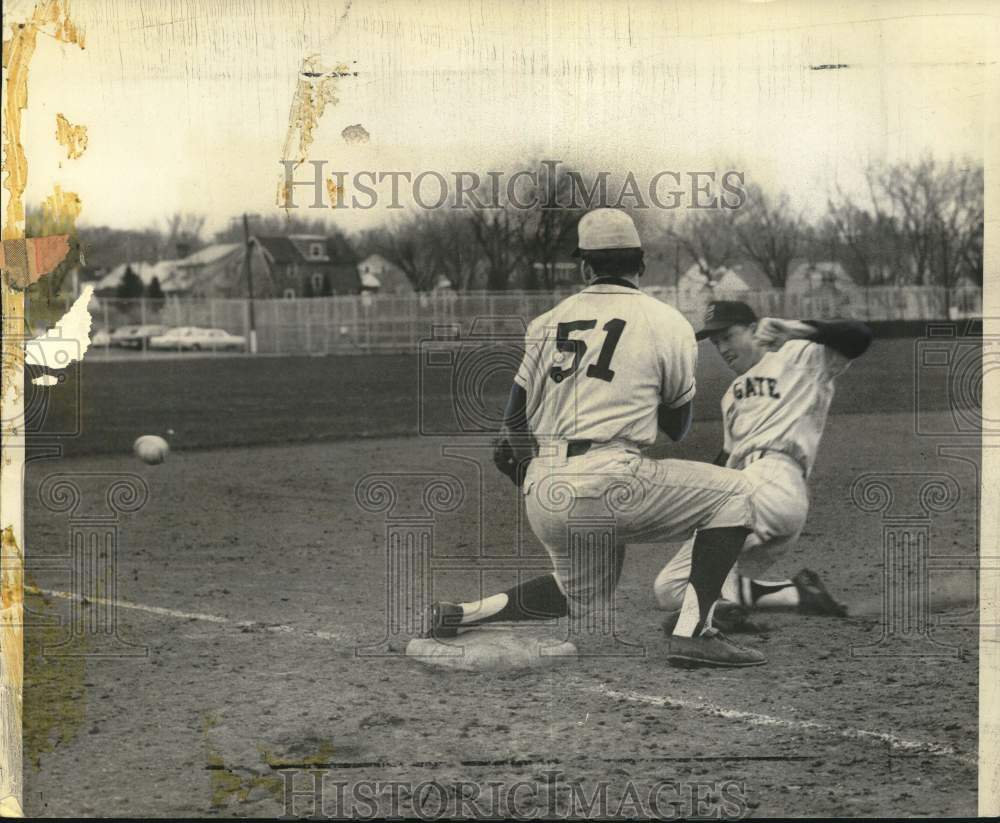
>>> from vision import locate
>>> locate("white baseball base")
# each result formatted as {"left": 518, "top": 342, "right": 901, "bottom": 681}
{"left": 406, "top": 626, "right": 577, "bottom": 672}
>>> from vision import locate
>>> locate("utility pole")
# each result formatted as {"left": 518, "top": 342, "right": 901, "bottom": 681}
{"left": 243, "top": 213, "right": 258, "bottom": 354}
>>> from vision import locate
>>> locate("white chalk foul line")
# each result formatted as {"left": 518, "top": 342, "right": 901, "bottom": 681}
{"left": 595, "top": 685, "right": 976, "bottom": 767}
{"left": 28, "top": 586, "right": 974, "bottom": 767}
{"left": 27, "top": 586, "right": 342, "bottom": 642}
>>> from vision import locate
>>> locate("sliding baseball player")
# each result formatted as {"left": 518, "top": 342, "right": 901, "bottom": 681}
{"left": 654, "top": 300, "right": 873, "bottom": 631}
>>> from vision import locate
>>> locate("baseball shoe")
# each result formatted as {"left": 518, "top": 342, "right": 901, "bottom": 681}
{"left": 667, "top": 627, "right": 767, "bottom": 668}
{"left": 793, "top": 569, "right": 848, "bottom": 617}
{"left": 423, "top": 601, "right": 464, "bottom": 638}
{"left": 660, "top": 600, "right": 750, "bottom": 635}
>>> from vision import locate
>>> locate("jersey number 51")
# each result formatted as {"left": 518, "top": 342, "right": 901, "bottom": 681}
{"left": 549, "top": 318, "right": 626, "bottom": 384}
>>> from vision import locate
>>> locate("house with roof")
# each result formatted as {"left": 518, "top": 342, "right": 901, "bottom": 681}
{"left": 715, "top": 261, "right": 772, "bottom": 293}
{"left": 92, "top": 243, "right": 270, "bottom": 299}
{"left": 785, "top": 259, "right": 861, "bottom": 318}
{"left": 358, "top": 254, "right": 415, "bottom": 294}
{"left": 786, "top": 260, "right": 857, "bottom": 295}
{"left": 170, "top": 243, "right": 276, "bottom": 298}
{"left": 94, "top": 260, "right": 184, "bottom": 296}
{"left": 676, "top": 259, "right": 774, "bottom": 300}
{"left": 670, "top": 259, "right": 778, "bottom": 319}
{"left": 950, "top": 274, "right": 982, "bottom": 319}
{"left": 92, "top": 234, "right": 362, "bottom": 299}
{"left": 253, "top": 234, "right": 361, "bottom": 297}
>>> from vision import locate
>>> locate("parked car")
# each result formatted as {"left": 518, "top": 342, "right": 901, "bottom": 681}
{"left": 91, "top": 328, "right": 112, "bottom": 347}
{"left": 149, "top": 327, "right": 247, "bottom": 351}
{"left": 111, "top": 324, "right": 168, "bottom": 349}
{"left": 148, "top": 327, "right": 199, "bottom": 350}
{"left": 109, "top": 325, "right": 140, "bottom": 347}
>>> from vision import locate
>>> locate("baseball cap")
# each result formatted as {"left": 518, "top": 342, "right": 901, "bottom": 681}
{"left": 572, "top": 209, "right": 642, "bottom": 257}
{"left": 695, "top": 300, "right": 758, "bottom": 340}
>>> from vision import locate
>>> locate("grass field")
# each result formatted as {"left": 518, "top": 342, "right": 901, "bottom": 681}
{"left": 21, "top": 334, "right": 982, "bottom": 817}
{"left": 28, "top": 333, "right": 976, "bottom": 456}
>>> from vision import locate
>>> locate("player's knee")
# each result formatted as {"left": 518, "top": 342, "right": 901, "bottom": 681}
{"left": 709, "top": 491, "right": 755, "bottom": 533}
{"left": 653, "top": 565, "right": 686, "bottom": 610}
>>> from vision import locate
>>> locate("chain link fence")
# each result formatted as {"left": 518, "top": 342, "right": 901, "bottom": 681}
{"left": 62, "top": 285, "right": 982, "bottom": 356}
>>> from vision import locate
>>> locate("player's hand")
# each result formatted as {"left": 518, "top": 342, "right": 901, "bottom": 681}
{"left": 754, "top": 317, "right": 815, "bottom": 351}
{"left": 492, "top": 435, "right": 532, "bottom": 487}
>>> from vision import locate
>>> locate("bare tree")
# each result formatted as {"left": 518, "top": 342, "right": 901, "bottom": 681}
{"left": 929, "top": 162, "right": 984, "bottom": 296}
{"left": 864, "top": 160, "right": 940, "bottom": 286}
{"left": 78, "top": 225, "right": 164, "bottom": 269}
{"left": 731, "top": 184, "right": 805, "bottom": 288}
{"left": 359, "top": 217, "right": 440, "bottom": 291}
{"left": 356, "top": 162, "right": 591, "bottom": 293}
{"left": 662, "top": 208, "right": 737, "bottom": 285}
{"left": 466, "top": 206, "right": 530, "bottom": 291}
{"left": 421, "top": 210, "right": 481, "bottom": 291}
{"left": 462, "top": 161, "right": 593, "bottom": 290}
{"left": 163, "top": 212, "right": 206, "bottom": 258}
{"left": 959, "top": 214, "right": 984, "bottom": 287}
{"left": 213, "top": 214, "right": 342, "bottom": 244}
{"left": 857, "top": 157, "right": 984, "bottom": 315}
{"left": 822, "top": 188, "right": 910, "bottom": 286}
{"left": 520, "top": 169, "right": 586, "bottom": 290}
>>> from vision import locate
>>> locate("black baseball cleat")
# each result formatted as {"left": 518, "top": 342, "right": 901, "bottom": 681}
{"left": 667, "top": 627, "right": 767, "bottom": 668}
{"left": 793, "top": 569, "right": 848, "bottom": 617}
{"left": 423, "top": 601, "right": 464, "bottom": 638}
{"left": 660, "top": 600, "right": 750, "bottom": 635}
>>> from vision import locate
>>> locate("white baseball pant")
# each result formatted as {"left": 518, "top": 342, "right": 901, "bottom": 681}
{"left": 521, "top": 441, "right": 756, "bottom": 617}
{"left": 653, "top": 453, "right": 809, "bottom": 610}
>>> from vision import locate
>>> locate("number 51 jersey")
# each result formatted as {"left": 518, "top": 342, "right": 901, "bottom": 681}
{"left": 514, "top": 280, "right": 697, "bottom": 447}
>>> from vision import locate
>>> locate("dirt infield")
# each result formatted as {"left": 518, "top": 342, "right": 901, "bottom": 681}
{"left": 21, "top": 335, "right": 981, "bottom": 817}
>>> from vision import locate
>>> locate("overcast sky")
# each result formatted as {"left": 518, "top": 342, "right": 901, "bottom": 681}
{"left": 9, "top": 0, "right": 993, "bottom": 239}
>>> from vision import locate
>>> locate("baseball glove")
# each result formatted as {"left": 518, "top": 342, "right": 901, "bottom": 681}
{"left": 492, "top": 435, "right": 533, "bottom": 487}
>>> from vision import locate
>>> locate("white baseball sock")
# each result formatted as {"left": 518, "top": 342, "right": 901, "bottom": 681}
{"left": 673, "top": 584, "right": 702, "bottom": 636}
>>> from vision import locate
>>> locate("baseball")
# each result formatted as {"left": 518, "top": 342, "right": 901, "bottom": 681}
{"left": 134, "top": 435, "right": 170, "bottom": 465}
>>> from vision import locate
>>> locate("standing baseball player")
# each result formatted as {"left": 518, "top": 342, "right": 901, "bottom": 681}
{"left": 426, "top": 209, "right": 769, "bottom": 668}
{"left": 654, "top": 300, "right": 873, "bottom": 630}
